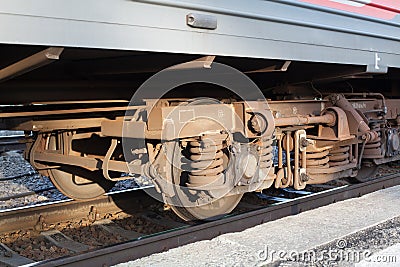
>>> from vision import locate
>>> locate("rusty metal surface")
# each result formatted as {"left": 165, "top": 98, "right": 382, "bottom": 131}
{"left": 274, "top": 113, "right": 335, "bottom": 127}
{"left": 35, "top": 173, "right": 400, "bottom": 267}
{"left": 0, "top": 106, "right": 138, "bottom": 119}
{"left": 0, "top": 188, "right": 156, "bottom": 234}
{"left": 12, "top": 95, "right": 400, "bottom": 203}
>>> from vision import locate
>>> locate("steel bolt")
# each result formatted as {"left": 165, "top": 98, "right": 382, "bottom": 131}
{"left": 34, "top": 215, "right": 46, "bottom": 232}
{"left": 300, "top": 173, "right": 310, "bottom": 182}
{"left": 300, "top": 137, "right": 309, "bottom": 148}
{"left": 88, "top": 206, "right": 98, "bottom": 223}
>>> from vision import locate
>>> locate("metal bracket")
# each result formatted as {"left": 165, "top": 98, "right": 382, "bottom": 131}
{"left": 0, "top": 47, "right": 64, "bottom": 82}
{"left": 169, "top": 55, "right": 216, "bottom": 70}
{"left": 245, "top": 61, "right": 291, "bottom": 73}
{"left": 102, "top": 138, "right": 125, "bottom": 181}
{"left": 198, "top": 55, "right": 216, "bottom": 68}
{"left": 366, "top": 53, "right": 388, "bottom": 74}
{"left": 186, "top": 13, "right": 217, "bottom": 29}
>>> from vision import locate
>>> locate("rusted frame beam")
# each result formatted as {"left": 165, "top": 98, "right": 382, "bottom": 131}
{"left": 0, "top": 106, "right": 142, "bottom": 118}
{"left": 33, "top": 151, "right": 142, "bottom": 175}
{"left": 274, "top": 113, "right": 336, "bottom": 127}
{"left": 14, "top": 118, "right": 111, "bottom": 131}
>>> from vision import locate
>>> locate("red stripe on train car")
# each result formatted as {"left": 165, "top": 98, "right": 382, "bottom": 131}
{"left": 299, "top": 0, "right": 400, "bottom": 20}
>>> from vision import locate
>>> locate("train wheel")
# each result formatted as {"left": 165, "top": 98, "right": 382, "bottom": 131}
{"left": 164, "top": 136, "right": 243, "bottom": 221}
{"left": 169, "top": 194, "right": 243, "bottom": 221}
{"left": 33, "top": 133, "right": 115, "bottom": 200}
{"left": 46, "top": 167, "right": 116, "bottom": 200}
{"left": 350, "top": 164, "right": 379, "bottom": 183}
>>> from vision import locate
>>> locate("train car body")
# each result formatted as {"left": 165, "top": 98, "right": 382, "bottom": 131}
{"left": 1, "top": 0, "right": 400, "bottom": 66}
{"left": 1, "top": 0, "right": 400, "bottom": 103}
{"left": 1, "top": 0, "right": 400, "bottom": 220}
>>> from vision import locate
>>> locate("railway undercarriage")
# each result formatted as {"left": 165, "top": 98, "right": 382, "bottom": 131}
{"left": 4, "top": 89, "right": 399, "bottom": 220}
{"left": 1, "top": 0, "right": 400, "bottom": 223}
{"left": 1, "top": 44, "right": 400, "bottom": 221}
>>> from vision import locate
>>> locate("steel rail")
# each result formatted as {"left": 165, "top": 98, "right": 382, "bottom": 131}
{"left": 0, "top": 135, "right": 25, "bottom": 152}
{"left": 35, "top": 172, "right": 400, "bottom": 267}
{"left": 0, "top": 187, "right": 157, "bottom": 234}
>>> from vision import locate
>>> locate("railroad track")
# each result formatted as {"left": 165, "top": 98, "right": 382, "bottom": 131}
{"left": 0, "top": 135, "right": 26, "bottom": 153}
{"left": 0, "top": 166, "right": 399, "bottom": 267}
{"left": 0, "top": 187, "right": 158, "bottom": 234}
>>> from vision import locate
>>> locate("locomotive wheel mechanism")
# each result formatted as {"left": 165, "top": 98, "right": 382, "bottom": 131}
{"left": 350, "top": 164, "right": 379, "bottom": 183}
{"left": 169, "top": 195, "right": 243, "bottom": 221}
{"left": 163, "top": 135, "right": 243, "bottom": 221}
{"left": 30, "top": 133, "right": 116, "bottom": 200}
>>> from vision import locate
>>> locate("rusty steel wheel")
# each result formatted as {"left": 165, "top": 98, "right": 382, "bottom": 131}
{"left": 169, "top": 194, "right": 243, "bottom": 221}
{"left": 350, "top": 164, "right": 379, "bottom": 183}
{"left": 46, "top": 167, "right": 116, "bottom": 200}
{"left": 34, "top": 134, "right": 115, "bottom": 200}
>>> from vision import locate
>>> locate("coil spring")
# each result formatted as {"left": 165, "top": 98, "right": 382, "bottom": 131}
{"left": 328, "top": 146, "right": 350, "bottom": 166}
{"left": 305, "top": 147, "right": 330, "bottom": 169}
{"left": 187, "top": 134, "right": 227, "bottom": 187}
{"left": 364, "top": 123, "right": 383, "bottom": 159}
{"left": 259, "top": 137, "right": 274, "bottom": 169}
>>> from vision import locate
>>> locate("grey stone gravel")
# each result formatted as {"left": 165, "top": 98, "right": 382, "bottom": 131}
{"left": 111, "top": 179, "right": 140, "bottom": 192}
{"left": 0, "top": 151, "right": 35, "bottom": 178}
{"left": 0, "top": 150, "right": 65, "bottom": 209}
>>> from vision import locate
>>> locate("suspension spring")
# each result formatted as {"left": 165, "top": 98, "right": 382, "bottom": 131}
{"left": 328, "top": 146, "right": 350, "bottom": 166}
{"left": 259, "top": 137, "right": 274, "bottom": 169}
{"left": 186, "top": 134, "right": 228, "bottom": 188}
{"left": 364, "top": 123, "right": 383, "bottom": 159}
{"left": 306, "top": 148, "right": 330, "bottom": 169}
